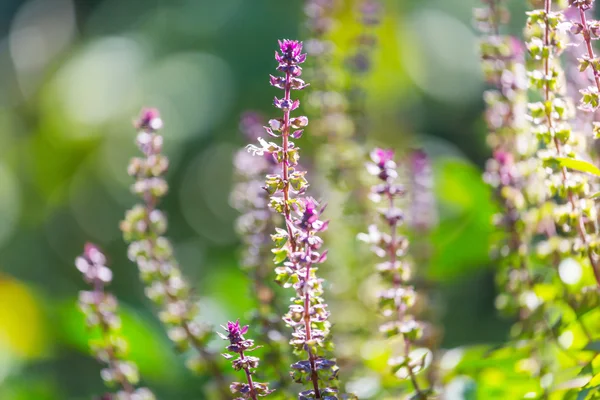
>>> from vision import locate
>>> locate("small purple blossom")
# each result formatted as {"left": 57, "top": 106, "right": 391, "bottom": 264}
{"left": 226, "top": 320, "right": 249, "bottom": 342}
{"left": 219, "top": 320, "right": 273, "bottom": 399}
{"left": 134, "top": 108, "right": 163, "bottom": 131}
{"left": 370, "top": 147, "right": 395, "bottom": 167}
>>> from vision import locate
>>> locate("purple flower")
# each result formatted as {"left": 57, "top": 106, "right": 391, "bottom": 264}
{"left": 370, "top": 148, "right": 395, "bottom": 167}
{"left": 226, "top": 320, "right": 249, "bottom": 342}
{"left": 219, "top": 319, "right": 273, "bottom": 399}
{"left": 134, "top": 108, "right": 163, "bottom": 131}
{"left": 75, "top": 243, "right": 112, "bottom": 284}
{"left": 274, "top": 40, "right": 307, "bottom": 78}
{"left": 277, "top": 39, "right": 306, "bottom": 62}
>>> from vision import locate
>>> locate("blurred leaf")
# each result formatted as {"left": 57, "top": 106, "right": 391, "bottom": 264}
{"left": 54, "top": 298, "right": 183, "bottom": 384}
{"left": 0, "top": 276, "right": 50, "bottom": 359}
{"left": 0, "top": 377, "right": 61, "bottom": 400}
{"left": 584, "top": 342, "right": 600, "bottom": 352}
{"left": 554, "top": 157, "right": 600, "bottom": 177}
{"left": 429, "top": 158, "right": 495, "bottom": 280}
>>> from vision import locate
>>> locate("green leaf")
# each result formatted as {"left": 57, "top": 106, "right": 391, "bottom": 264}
{"left": 53, "top": 299, "right": 183, "bottom": 384}
{"left": 576, "top": 386, "right": 599, "bottom": 400}
{"left": 428, "top": 158, "right": 496, "bottom": 280}
{"left": 554, "top": 157, "right": 600, "bottom": 177}
{"left": 584, "top": 341, "right": 600, "bottom": 352}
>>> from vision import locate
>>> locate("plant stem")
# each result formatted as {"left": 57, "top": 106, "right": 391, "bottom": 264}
{"left": 240, "top": 351, "right": 258, "bottom": 400}
{"left": 578, "top": 8, "right": 600, "bottom": 91}
{"left": 282, "top": 69, "right": 297, "bottom": 251}
{"left": 303, "top": 236, "right": 322, "bottom": 397}
{"left": 280, "top": 65, "right": 322, "bottom": 399}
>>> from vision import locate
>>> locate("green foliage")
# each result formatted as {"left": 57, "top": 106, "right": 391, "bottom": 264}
{"left": 554, "top": 157, "right": 600, "bottom": 177}
{"left": 429, "top": 158, "right": 496, "bottom": 280}
{"left": 54, "top": 299, "right": 183, "bottom": 384}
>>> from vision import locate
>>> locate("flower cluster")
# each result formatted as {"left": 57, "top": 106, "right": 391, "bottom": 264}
{"left": 359, "top": 149, "right": 433, "bottom": 399}
{"left": 230, "top": 112, "right": 289, "bottom": 388}
{"left": 76, "top": 243, "right": 155, "bottom": 400}
{"left": 219, "top": 320, "right": 274, "bottom": 399}
{"left": 247, "top": 39, "right": 342, "bottom": 399}
{"left": 120, "top": 108, "right": 227, "bottom": 397}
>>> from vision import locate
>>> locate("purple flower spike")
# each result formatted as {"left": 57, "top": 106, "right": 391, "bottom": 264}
{"left": 75, "top": 244, "right": 155, "bottom": 399}
{"left": 245, "top": 40, "right": 340, "bottom": 398}
{"left": 361, "top": 147, "right": 433, "bottom": 396}
{"left": 122, "top": 108, "right": 228, "bottom": 396}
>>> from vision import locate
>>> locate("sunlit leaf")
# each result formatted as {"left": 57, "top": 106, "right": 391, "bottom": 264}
{"left": 554, "top": 157, "right": 600, "bottom": 177}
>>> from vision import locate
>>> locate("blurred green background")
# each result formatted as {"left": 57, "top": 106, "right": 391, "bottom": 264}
{"left": 0, "top": 0, "right": 533, "bottom": 398}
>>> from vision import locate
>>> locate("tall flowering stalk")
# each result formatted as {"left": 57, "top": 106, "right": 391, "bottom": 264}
{"left": 306, "top": 0, "right": 381, "bottom": 191}
{"left": 527, "top": 0, "right": 600, "bottom": 287}
{"left": 346, "top": 0, "right": 381, "bottom": 144}
{"left": 230, "top": 112, "right": 290, "bottom": 388}
{"left": 359, "top": 149, "right": 433, "bottom": 399}
{"left": 247, "top": 39, "right": 342, "bottom": 399}
{"left": 568, "top": 0, "right": 600, "bottom": 286}
{"left": 475, "top": 4, "right": 556, "bottom": 394}
{"left": 475, "top": 0, "right": 543, "bottom": 325}
{"left": 219, "top": 320, "right": 274, "bottom": 399}
{"left": 120, "top": 109, "right": 228, "bottom": 397}
{"left": 305, "top": 0, "right": 361, "bottom": 185}
{"left": 406, "top": 150, "right": 441, "bottom": 389}
{"left": 76, "top": 243, "right": 155, "bottom": 400}
{"left": 303, "top": 2, "right": 382, "bottom": 379}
